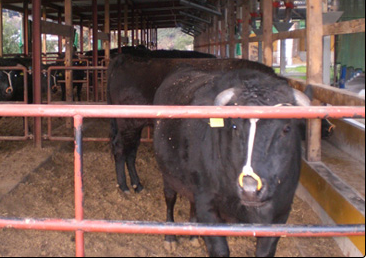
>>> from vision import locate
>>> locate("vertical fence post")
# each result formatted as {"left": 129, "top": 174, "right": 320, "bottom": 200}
{"left": 74, "top": 115, "right": 84, "bottom": 257}
{"left": 306, "top": 0, "right": 324, "bottom": 162}
{"left": 242, "top": 0, "right": 250, "bottom": 60}
{"left": 263, "top": 0, "right": 273, "bottom": 67}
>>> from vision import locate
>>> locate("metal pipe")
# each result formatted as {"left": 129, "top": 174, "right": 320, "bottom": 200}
{"left": 74, "top": 115, "right": 84, "bottom": 257}
{"left": 0, "top": 219, "right": 364, "bottom": 238}
{"left": 0, "top": 105, "right": 364, "bottom": 120}
{"left": 180, "top": 0, "right": 222, "bottom": 16}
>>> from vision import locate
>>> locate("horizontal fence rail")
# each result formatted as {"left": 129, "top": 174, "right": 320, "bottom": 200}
{"left": 0, "top": 219, "right": 364, "bottom": 238}
{"left": 0, "top": 105, "right": 365, "bottom": 257}
{"left": 0, "top": 104, "right": 365, "bottom": 119}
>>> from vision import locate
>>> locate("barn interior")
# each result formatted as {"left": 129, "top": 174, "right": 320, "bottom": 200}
{"left": 0, "top": 0, "right": 365, "bottom": 257}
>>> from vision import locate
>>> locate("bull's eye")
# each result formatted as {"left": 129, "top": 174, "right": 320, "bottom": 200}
{"left": 283, "top": 124, "right": 291, "bottom": 134}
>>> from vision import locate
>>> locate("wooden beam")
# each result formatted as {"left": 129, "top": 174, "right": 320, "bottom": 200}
{"left": 104, "top": 0, "right": 110, "bottom": 61}
{"left": 241, "top": 1, "right": 250, "bottom": 60}
{"left": 228, "top": 0, "right": 236, "bottom": 58}
{"left": 288, "top": 79, "right": 365, "bottom": 107}
{"left": 306, "top": 0, "right": 323, "bottom": 163}
{"left": 324, "top": 18, "right": 365, "bottom": 36}
{"left": 42, "top": 6, "right": 47, "bottom": 56}
{"left": 41, "top": 21, "right": 73, "bottom": 37}
{"left": 262, "top": 0, "right": 273, "bottom": 66}
{"left": 0, "top": 0, "right": 3, "bottom": 57}
{"left": 65, "top": 0, "right": 73, "bottom": 126}
{"left": 124, "top": 4, "right": 128, "bottom": 46}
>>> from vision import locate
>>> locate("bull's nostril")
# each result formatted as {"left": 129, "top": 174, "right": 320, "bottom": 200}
{"left": 242, "top": 176, "right": 260, "bottom": 194}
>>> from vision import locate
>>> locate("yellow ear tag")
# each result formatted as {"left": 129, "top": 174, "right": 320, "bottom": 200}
{"left": 210, "top": 118, "right": 224, "bottom": 128}
{"left": 20, "top": 73, "right": 24, "bottom": 76}
{"left": 59, "top": 73, "right": 63, "bottom": 76}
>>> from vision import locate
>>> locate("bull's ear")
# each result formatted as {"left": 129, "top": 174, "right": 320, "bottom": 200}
{"left": 293, "top": 89, "right": 311, "bottom": 106}
{"left": 214, "top": 88, "right": 239, "bottom": 106}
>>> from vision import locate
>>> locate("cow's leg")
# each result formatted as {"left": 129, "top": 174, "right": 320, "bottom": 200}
{"left": 189, "top": 202, "right": 200, "bottom": 247}
{"left": 195, "top": 195, "right": 230, "bottom": 257}
{"left": 114, "top": 153, "right": 129, "bottom": 193}
{"left": 125, "top": 129, "right": 144, "bottom": 193}
{"left": 111, "top": 119, "right": 129, "bottom": 193}
{"left": 76, "top": 83, "right": 82, "bottom": 101}
{"left": 163, "top": 184, "right": 178, "bottom": 252}
{"left": 61, "top": 84, "right": 66, "bottom": 101}
{"left": 255, "top": 211, "right": 291, "bottom": 257}
{"left": 255, "top": 237, "right": 280, "bottom": 257}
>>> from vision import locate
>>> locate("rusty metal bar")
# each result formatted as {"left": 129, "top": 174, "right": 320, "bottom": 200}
{"left": 0, "top": 219, "right": 364, "bottom": 238}
{"left": 1, "top": 105, "right": 364, "bottom": 120}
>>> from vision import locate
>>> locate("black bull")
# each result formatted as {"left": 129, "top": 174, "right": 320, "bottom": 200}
{"left": 153, "top": 67, "right": 310, "bottom": 257}
{"left": 107, "top": 54, "right": 274, "bottom": 193}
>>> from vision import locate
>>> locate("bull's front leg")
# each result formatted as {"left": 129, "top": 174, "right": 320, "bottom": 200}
{"left": 124, "top": 129, "right": 144, "bottom": 193}
{"left": 255, "top": 237, "right": 280, "bottom": 257}
{"left": 114, "top": 153, "right": 129, "bottom": 193}
{"left": 163, "top": 183, "right": 178, "bottom": 252}
{"left": 195, "top": 194, "right": 230, "bottom": 257}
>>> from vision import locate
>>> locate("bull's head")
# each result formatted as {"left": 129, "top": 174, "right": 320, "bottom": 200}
{"left": 212, "top": 87, "right": 310, "bottom": 207}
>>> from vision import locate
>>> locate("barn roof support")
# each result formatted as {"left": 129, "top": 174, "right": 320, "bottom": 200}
{"left": 0, "top": 0, "right": 3, "bottom": 58}
{"left": 180, "top": 0, "right": 222, "bottom": 16}
{"left": 92, "top": 0, "right": 99, "bottom": 102}
{"left": 306, "top": 0, "right": 324, "bottom": 163}
{"left": 32, "top": 0, "right": 42, "bottom": 148}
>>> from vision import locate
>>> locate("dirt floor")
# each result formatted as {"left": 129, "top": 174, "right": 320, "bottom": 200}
{"left": 0, "top": 114, "right": 346, "bottom": 257}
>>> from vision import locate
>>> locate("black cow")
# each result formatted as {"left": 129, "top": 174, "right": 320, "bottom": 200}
{"left": 153, "top": 66, "right": 311, "bottom": 257}
{"left": 0, "top": 58, "right": 33, "bottom": 103}
{"left": 50, "top": 54, "right": 86, "bottom": 101}
{"left": 107, "top": 51, "right": 224, "bottom": 193}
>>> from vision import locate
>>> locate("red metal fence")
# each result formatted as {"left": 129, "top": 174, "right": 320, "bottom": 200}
{"left": 0, "top": 104, "right": 365, "bottom": 257}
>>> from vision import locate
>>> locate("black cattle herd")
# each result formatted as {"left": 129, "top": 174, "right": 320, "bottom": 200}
{"left": 0, "top": 47, "right": 336, "bottom": 257}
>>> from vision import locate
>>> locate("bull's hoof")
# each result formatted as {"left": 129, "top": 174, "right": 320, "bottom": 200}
{"left": 117, "top": 184, "right": 130, "bottom": 194}
{"left": 133, "top": 184, "right": 144, "bottom": 193}
{"left": 164, "top": 240, "right": 178, "bottom": 253}
{"left": 190, "top": 237, "right": 201, "bottom": 248}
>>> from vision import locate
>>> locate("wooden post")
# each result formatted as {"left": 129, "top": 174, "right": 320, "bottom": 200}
{"left": 58, "top": 9, "right": 62, "bottom": 54}
{"left": 88, "top": 23, "right": 92, "bottom": 51}
{"left": 65, "top": 0, "right": 73, "bottom": 128}
{"left": 104, "top": 0, "right": 110, "bottom": 66}
{"left": 23, "top": 0, "right": 29, "bottom": 56}
{"left": 80, "top": 18, "right": 84, "bottom": 53}
{"left": 117, "top": 0, "right": 122, "bottom": 53}
{"left": 242, "top": 0, "right": 250, "bottom": 60}
{"left": 124, "top": 4, "right": 129, "bottom": 46}
{"left": 135, "top": 12, "right": 139, "bottom": 45}
{"left": 32, "top": 0, "right": 42, "bottom": 148}
{"left": 221, "top": 6, "right": 227, "bottom": 58}
{"left": 262, "top": 0, "right": 273, "bottom": 67}
{"left": 228, "top": 0, "right": 236, "bottom": 58}
{"left": 0, "top": 0, "right": 3, "bottom": 57}
{"left": 131, "top": 6, "right": 135, "bottom": 46}
{"left": 42, "top": 6, "right": 47, "bottom": 57}
{"left": 92, "top": 0, "right": 99, "bottom": 101}
{"left": 306, "top": 0, "right": 324, "bottom": 162}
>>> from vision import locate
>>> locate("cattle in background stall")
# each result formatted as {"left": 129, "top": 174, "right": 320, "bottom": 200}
{"left": 153, "top": 66, "right": 311, "bottom": 257}
{"left": 0, "top": 58, "right": 33, "bottom": 103}
{"left": 107, "top": 53, "right": 276, "bottom": 194}
{"left": 50, "top": 54, "right": 86, "bottom": 101}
